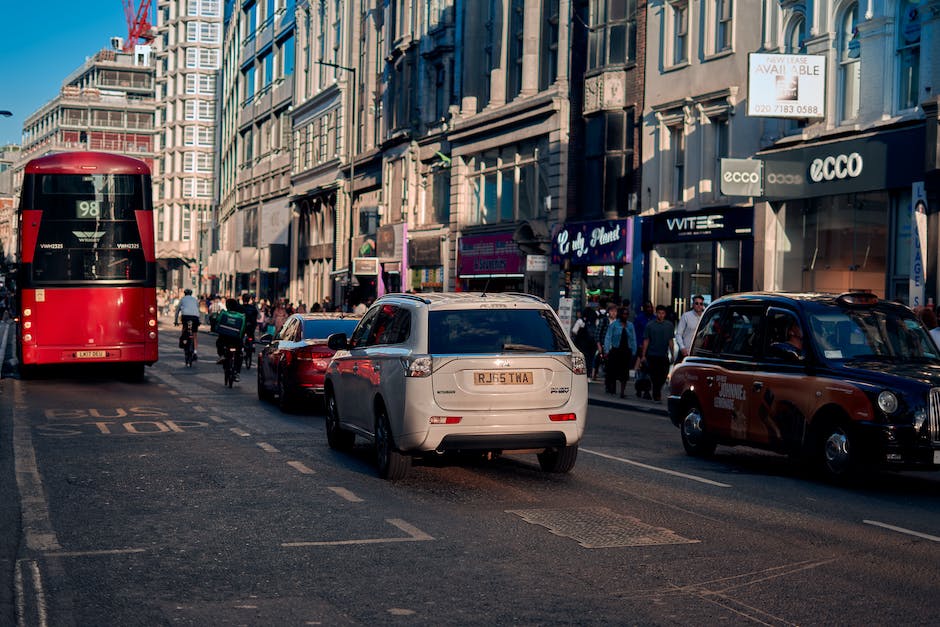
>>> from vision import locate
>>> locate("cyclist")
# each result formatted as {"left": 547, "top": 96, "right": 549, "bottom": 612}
{"left": 174, "top": 288, "right": 201, "bottom": 360}
{"left": 241, "top": 292, "right": 259, "bottom": 366}
{"left": 215, "top": 297, "right": 246, "bottom": 381}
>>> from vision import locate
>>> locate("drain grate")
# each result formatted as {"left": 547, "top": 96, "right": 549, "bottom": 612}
{"left": 507, "top": 507, "right": 699, "bottom": 549}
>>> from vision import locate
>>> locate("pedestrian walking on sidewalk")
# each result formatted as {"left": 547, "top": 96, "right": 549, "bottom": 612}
{"left": 604, "top": 306, "right": 636, "bottom": 398}
{"left": 637, "top": 305, "right": 675, "bottom": 402}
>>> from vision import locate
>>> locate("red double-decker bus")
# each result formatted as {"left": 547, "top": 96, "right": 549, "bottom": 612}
{"left": 17, "top": 151, "right": 158, "bottom": 376}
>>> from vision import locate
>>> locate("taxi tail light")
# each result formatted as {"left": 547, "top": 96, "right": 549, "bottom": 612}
{"left": 550, "top": 413, "right": 577, "bottom": 422}
{"left": 429, "top": 416, "right": 462, "bottom": 424}
{"left": 403, "top": 355, "right": 433, "bottom": 377}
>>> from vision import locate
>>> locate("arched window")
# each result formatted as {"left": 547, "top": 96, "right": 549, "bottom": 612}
{"left": 838, "top": 2, "right": 860, "bottom": 122}
{"left": 785, "top": 12, "right": 806, "bottom": 54}
{"left": 897, "top": 0, "right": 921, "bottom": 111}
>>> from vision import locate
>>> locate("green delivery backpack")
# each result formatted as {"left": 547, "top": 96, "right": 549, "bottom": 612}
{"left": 216, "top": 309, "right": 246, "bottom": 339}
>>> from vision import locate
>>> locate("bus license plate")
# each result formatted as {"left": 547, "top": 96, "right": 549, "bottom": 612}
{"left": 474, "top": 371, "right": 533, "bottom": 385}
{"left": 76, "top": 350, "right": 107, "bottom": 359}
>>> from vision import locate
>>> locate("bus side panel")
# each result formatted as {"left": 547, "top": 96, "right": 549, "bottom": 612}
{"left": 20, "top": 287, "right": 158, "bottom": 366}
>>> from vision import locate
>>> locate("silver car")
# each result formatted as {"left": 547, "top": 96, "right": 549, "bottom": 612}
{"left": 324, "top": 292, "right": 589, "bottom": 480}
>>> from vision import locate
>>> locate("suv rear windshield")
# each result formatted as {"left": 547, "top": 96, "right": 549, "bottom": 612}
{"left": 428, "top": 309, "right": 570, "bottom": 354}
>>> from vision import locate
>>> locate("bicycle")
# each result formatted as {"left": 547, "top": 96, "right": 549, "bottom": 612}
{"left": 242, "top": 333, "right": 254, "bottom": 370}
{"left": 180, "top": 319, "right": 196, "bottom": 367}
{"left": 222, "top": 344, "right": 240, "bottom": 387}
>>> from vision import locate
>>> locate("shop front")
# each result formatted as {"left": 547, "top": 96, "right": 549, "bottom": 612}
{"left": 458, "top": 232, "right": 525, "bottom": 292}
{"left": 408, "top": 230, "right": 446, "bottom": 292}
{"left": 760, "top": 123, "right": 925, "bottom": 302}
{"left": 551, "top": 218, "right": 634, "bottom": 309}
{"left": 645, "top": 206, "right": 754, "bottom": 310}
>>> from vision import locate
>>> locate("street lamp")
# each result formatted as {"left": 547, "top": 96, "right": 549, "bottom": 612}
{"left": 316, "top": 60, "right": 357, "bottom": 310}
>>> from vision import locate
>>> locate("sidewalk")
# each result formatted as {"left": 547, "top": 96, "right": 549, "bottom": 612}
{"left": 586, "top": 379, "right": 669, "bottom": 416}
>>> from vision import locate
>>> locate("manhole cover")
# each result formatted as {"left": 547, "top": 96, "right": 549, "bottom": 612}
{"left": 507, "top": 507, "right": 699, "bottom": 549}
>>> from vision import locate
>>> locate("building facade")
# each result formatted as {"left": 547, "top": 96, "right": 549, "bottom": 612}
{"left": 154, "top": 0, "right": 224, "bottom": 293}
{"left": 213, "top": 0, "right": 295, "bottom": 300}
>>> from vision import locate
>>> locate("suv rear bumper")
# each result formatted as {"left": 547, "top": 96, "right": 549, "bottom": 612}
{"left": 397, "top": 391, "right": 587, "bottom": 452}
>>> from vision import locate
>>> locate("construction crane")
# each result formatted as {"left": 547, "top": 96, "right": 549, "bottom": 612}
{"left": 123, "top": 0, "right": 155, "bottom": 52}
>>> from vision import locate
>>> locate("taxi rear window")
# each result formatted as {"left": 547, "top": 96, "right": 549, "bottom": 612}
{"left": 428, "top": 309, "right": 569, "bottom": 354}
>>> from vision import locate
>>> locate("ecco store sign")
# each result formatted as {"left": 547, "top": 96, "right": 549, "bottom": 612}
{"left": 762, "top": 126, "right": 923, "bottom": 200}
{"left": 809, "top": 152, "right": 863, "bottom": 182}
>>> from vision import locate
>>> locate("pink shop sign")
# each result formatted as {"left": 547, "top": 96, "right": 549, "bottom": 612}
{"left": 458, "top": 233, "right": 525, "bottom": 276}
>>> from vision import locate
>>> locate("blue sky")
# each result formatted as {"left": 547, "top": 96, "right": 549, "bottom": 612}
{"left": 0, "top": 0, "right": 130, "bottom": 145}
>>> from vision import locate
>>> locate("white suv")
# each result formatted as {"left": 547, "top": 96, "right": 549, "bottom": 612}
{"left": 323, "top": 292, "right": 588, "bottom": 479}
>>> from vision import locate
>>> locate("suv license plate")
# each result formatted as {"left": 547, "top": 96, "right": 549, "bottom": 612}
{"left": 76, "top": 350, "right": 107, "bottom": 359}
{"left": 474, "top": 371, "right": 533, "bottom": 385}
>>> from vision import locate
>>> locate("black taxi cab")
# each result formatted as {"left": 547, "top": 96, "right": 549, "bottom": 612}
{"left": 667, "top": 292, "right": 940, "bottom": 480}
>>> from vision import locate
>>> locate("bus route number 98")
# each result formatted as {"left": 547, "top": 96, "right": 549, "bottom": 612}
{"left": 77, "top": 200, "right": 101, "bottom": 218}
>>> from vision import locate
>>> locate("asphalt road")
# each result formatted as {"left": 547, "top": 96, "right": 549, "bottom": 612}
{"left": 3, "top": 322, "right": 940, "bottom": 625}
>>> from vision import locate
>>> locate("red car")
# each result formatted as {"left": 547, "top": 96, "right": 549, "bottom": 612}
{"left": 257, "top": 313, "right": 360, "bottom": 411}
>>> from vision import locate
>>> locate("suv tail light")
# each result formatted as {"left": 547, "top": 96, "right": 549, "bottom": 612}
{"left": 568, "top": 354, "right": 586, "bottom": 375}
{"left": 402, "top": 355, "right": 433, "bottom": 377}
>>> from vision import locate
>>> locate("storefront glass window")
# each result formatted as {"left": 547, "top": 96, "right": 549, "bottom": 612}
{"left": 653, "top": 241, "right": 715, "bottom": 309}
{"left": 780, "top": 192, "right": 889, "bottom": 295}
{"left": 466, "top": 138, "right": 548, "bottom": 226}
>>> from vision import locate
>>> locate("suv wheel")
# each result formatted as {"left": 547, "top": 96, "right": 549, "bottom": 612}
{"left": 681, "top": 404, "right": 717, "bottom": 457}
{"left": 375, "top": 408, "right": 411, "bottom": 480}
{"left": 537, "top": 445, "right": 578, "bottom": 473}
{"left": 325, "top": 390, "right": 355, "bottom": 451}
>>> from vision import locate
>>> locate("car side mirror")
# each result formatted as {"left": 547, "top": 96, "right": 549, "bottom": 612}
{"left": 327, "top": 332, "right": 349, "bottom": 351}
{"left": 258, "top": 333, "right": 273, "bottom": 345}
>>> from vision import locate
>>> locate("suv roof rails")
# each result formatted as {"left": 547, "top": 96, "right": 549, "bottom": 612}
{"left": 503, "top": 292, "right": 547, "bottom": 303}
{"left": 379, "top": 292, "right": 432, "bottom": 305}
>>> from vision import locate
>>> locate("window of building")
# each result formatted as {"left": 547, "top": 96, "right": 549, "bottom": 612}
{"left": 714, "top": 0, "right": 733, "bottom": 53}
{"left": 838, "top": 2, "right": 860, "bottom": 122}
{"left": 667, "top": 0, "right": 689, "bottom": 67}
{"left": 199, "top": 48, "right": 219, "bottom": 68}
{"left": 671, "top": 124, "right": 685, "bottom": 203}
{"left": 785, "top": 11, "right": 806, "bottom": 54}
{"left": 584, "top": 108, "right": 635, "bottom": 217}
{"left": 243, "top": 206, "right": 258, "bottom": 247}
{"left": 244, "top": 65, "right": 256, "bottom": 102}
{"left": 200, "top": 22, "right": 220, "bottom": 43}
{"left": 182, "top": 206, "right": 192, "bottom": 241}
{"left": 588, "top": 0, "right": 638, "bottom": 70}
{"left": 467, "top": 139, "right": 549, "bottom": 226}
{"left": 186, "top": 48, "right": 199, "bottom": 68}
{"left": 507, "top": 0, "right": 525, "bottom": 101}
{"left": 539, "top": 0, "right": 559, "bottom": 90}
{"left": 280, "top": 35, "right": 295, "bottom": 76}
{"left": 187, "top": 22, "right": 201, "bottom": 42}
{"left": 710, "top": 116, "right": 729, "bottom": 200}
{"left": 897, "top": 0, "right": 920, "bottom": 111}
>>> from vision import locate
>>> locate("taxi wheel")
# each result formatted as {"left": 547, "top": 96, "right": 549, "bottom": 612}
{"left": 819, "top": 422, "right": 857, "bottom": 480}
{"left": 325, "top": 390, "right": 355, "bottom": 451}
{"left": 537, "top": 444, "right": 579, "bottom": 473}
{"left": 375, "top": 408, "right": 411, "bottom": 480}
{"left": 681, "top": 404, "right": 717, "bottom": 457}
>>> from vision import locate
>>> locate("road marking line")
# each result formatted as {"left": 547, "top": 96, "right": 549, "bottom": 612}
{"left": 209, "top": 415, "right": 225, "bottom": 423}
{"left": 282, "top": 519, "right": 434, "bottom": 547}
{"left": 178, "top": 397, "right": 192, "bottom": 403}
{"left": 229, "top": 427, "right": 250, "bottom": 437}
{"left": 257, "top": 442, "right": 279, "bottom": 453}
{"left": 192, "top": 405, "right": 206, "bottom": 412}
{"left": 328, "top": 486, "right": 364, "bottom": 502}
{"left": 581, "top": 448, "right": 732, "bottom": 488}
{"left": 287, "top": 461, "right": 315, "bottom": 474}
{"left": 11, "top": 383, "right": 62, "bottom": 551}
{"left": 864, "top": 520, "right": 940, "bottom": 542}
{"left": 167, "top": 390, "right": 179, "bottom": 396}
{"left": 44, "top": 548, "right": 147, "bottom": 558}
{"left": 15, "top": 559, "right": 48, "bottom": 627}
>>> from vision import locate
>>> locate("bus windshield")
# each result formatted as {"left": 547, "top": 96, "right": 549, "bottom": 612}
{"left": 27, "top": 173, "right": 149, "bottom": 284}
